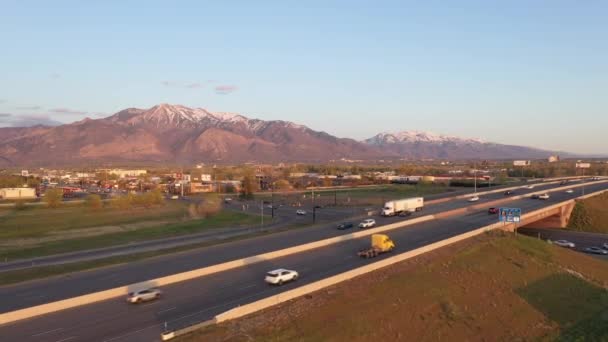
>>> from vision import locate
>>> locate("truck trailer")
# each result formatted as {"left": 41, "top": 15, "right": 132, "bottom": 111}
{"left": 381, "top": 197, "right": 424, "bottom": 216}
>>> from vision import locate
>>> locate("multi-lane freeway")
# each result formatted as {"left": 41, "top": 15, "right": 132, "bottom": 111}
{"left": 0, "top": 179, "right": 582, "bottom": 273}
{"left": 1, "top": 180, "right": 606, "bottom": 342}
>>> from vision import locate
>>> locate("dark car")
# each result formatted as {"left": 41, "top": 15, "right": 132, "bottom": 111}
{"left": 337, "top": 222, "right": 354, "bottom": 230}
{"left": 488, "top": 207, "right": 499, "bottom": 214}
{"left": 504, "top": 190, "right": 513, "bottom": 196}
{"left": 398, "top": 211, "right": 412, "bottom": 217}
{"left": 531, "top": 194, "right": 540, "bottom": 199}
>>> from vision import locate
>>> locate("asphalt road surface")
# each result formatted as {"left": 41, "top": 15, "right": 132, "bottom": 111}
{"left": 0, "top": 179, "right": 589, "bottom": 273}
{"left": 517, "top": 227, "right": 608, "bottom": 259}
{"left": 1, "top": 181, "right": 606, "bottom": 342}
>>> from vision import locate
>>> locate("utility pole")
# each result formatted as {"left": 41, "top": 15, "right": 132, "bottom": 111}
{"left": 261, "top": 200, "right": 264, "bottom": 227}
{"left": 474, "top": 162, "right": 477, "bottom": 194}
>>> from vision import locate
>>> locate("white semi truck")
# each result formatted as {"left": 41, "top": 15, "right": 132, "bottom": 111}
{"left": 381, "top": 197, "right": 424, "bottom": 216}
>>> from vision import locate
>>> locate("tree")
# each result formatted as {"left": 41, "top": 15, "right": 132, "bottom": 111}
{"left": 275, "top": 179, "right": 292, "bottom": 191}
{"left": 189, "top": 193, "right": 223, "bottom": 218}
{"left": 240, "top": 169, "right": 256, "bottom": 199}
{"left": 85, "top": 194, "right": 103, "bottom": 211}
{"left": 43, "top": 188, "right": 63, "bottom": 208}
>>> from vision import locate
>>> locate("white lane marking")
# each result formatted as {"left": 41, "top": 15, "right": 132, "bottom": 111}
{"left": 157, "top": 306, "right": 176, "bottom": 314}
{"left": 102, "top": 324, "right": 159, "bottom": 342}
{"left": 54, "top": 337, "right": 76, "bottom": 342}
{"left": 239, "top": 284, "right": 256, "bottom": 290}
{"left": 32, "top": 328, "right": 63, "bottom": 337}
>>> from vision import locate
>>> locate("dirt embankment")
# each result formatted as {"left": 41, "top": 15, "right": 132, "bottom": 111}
{"left": 181, "top": 231, "right": 608, "bottom": 342}
{"left": 568, "top": 192, "right": 608, "bottom": 233}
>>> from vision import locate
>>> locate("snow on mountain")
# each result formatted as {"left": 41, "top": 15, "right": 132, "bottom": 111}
{"left": 365, "top": 131, "right": 485, "bottom": 145}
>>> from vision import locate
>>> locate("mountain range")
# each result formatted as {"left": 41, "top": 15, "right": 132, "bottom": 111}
{"left": 0, "top": 104, "right": 566, "bottom": 166}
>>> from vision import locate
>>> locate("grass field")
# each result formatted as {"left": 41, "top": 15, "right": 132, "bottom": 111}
{"left": 568, "top": 192, "right": 608, "bottom": 233}
{"left": 182, "top": 232, "right": 608, "bottom": 342}
{"left": 260, "top": 183, "right": 454, "bottom": 207}
{"left": 0, "top": 202, "right": 258, "bottom": 260}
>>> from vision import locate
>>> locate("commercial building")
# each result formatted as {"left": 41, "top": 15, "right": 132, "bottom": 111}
{"left": 0, "top": 188, "right": 36, "bottom": 200}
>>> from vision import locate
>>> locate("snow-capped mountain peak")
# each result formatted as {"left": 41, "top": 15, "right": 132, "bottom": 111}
{"left": 366, "top": 131, "right": 485, "bottom": 145}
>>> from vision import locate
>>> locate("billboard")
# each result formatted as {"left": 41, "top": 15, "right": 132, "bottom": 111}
{"left": 576, "top": 163, "right": 591, "bottom": 169}
{"left": 499, "top": 207, "right": 521, "bottom": 223}
{"left": 513, "top": 160, "right": 531, "bottom": 166}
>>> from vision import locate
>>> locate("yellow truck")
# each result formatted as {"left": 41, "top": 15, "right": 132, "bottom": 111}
{"left": 357, "top": 234, "right": 395, "bottom": 258}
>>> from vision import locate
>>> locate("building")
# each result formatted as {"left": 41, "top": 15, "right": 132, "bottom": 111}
{"left": 107, "top": 169, "right": 147, "bottom": 178}
{"left": 548, "top": 155, "right": 560, "bottom": 163}
{"left": 191, "top": 173, "right": 212, "bottom": 182}
{"left": 0, "top": 188, "right": 36, "bottom": 200}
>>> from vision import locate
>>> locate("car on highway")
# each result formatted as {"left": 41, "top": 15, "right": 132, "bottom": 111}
{"left": 523, "top": 185, "right": 535, "bottom": 189}
{"left": 530, "top": 194, "right": 540, "bottom": 199}
{"left": 337, "top": 222, "right": 354, "bottom": 230}
{"left": 224, "top": 197, "right": 232, "bottom": 203}
{"left": 126, "top": 288, "right": 162, "bottom": 304}
{"left": 359, "top": 219, "right": 376, "bottom": 229}
{"left": 565, "top": 189, "right": 574, "bottom": 194}
{"left": 603, "top": 242, "right": 608, "bottom": 250}
{"left": 584, "top": 247, "right": 608, "bottom": 255}
{"left": 552, "top": 240, "right": 575, "bottom": 248}
{"left": 170, "top": 195, "right": 179, "bottom": 200}
{"left": 265, "top": 269, "right": 299, "bottom": 285}
{"left": 538, "top": 193, "right": 550, "bottom": 200}
{"left": 468, "top": 196, "right": 479, "bottom": 202}
{"left": 504, "top": 190, "right": 513, "bottom": 196}
{"left": 296, "top": 209, "right": 306, "bottom": 215}
{"left": 488, "top": 207, "right": 499, "bottom": 214}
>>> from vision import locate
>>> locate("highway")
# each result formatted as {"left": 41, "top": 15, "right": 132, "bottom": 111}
{"left": 517, "top": 227, "right": 608, "bottom": 259}
{"left": 0, "top": 179, "right": 588, "bottom": 312}
{"left": 1, "top": 181, "right": 606, "bottom": 342}
{"left": 0, "top": 179, "right": 580, "bottom": 272}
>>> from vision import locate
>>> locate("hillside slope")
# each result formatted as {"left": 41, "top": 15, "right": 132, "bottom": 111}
{"left": 182, "top": 232, "right": 608, "bottom": 342}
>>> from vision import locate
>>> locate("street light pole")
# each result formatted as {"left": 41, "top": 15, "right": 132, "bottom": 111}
{"left": 261, "top": 200, "right": 264, "bottom": 228}
{"left": 474, "top": 162, "right": 477, "bottom": 194}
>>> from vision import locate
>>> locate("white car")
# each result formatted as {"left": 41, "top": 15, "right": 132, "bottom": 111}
{"left": 265, "top": 269, "right": 299, "bottom": 285}
{"left": 552, "top": 240, "right": 575, "bottom": 248}
{"left": 584, "top": 247, "right": 608, "bottom": 255}
{"left": 523, "top": 185, "right": 535, "bottom": 189}
{"left": 603, "top": 243, "right": 608, "bottom": 250}
{"left": 565, "top": 189, "right": 574, "bottom": 194}
{"left": 296, "top": 209, "right": 306, "bottom": 215}
{"left": 538, "top": 193, "right": 550, "bottom": 200}
{"left": 468, "top": 196, "right": 480, "bottom": 202}
{"left": 126, "top": 288, "right": 162, "bottom": 304}
{"left": 359, "top": 219, "right": 376, "bottom": 228}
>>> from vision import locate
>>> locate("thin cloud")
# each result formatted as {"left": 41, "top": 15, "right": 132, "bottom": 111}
{"left": 49, "top": 108, "right": 87, "bottom": 115}
{"left": 0, "top": 99, "right": 6, "bottom": 104}
{"left": 1, "top": 114, "right": 62, "bottom": 127}
{"left": 162, "top": 81, "right": 205, "bottom": 89}
{"left": 51, "top": 73, "right": 61, "bottom": 79}
{"left": 0, "top": 113, "right": 11, "bottom": 117}
{"left": 186, "top": 83, "right": 203, "bottom": 89}
{"left": 215, "top": 85, "right": 238, "bottom": 95}
{"left": 91, "top": 112, "right": 109, "bottom": 118}
{"left": 16, "top": 106, "right": 42, "bottom": 110}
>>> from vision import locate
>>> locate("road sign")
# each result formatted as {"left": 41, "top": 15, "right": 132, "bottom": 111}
{"left": 499, "top": 207, "right": 521, "bottom": 223}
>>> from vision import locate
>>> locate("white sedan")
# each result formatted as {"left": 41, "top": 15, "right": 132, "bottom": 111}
{"left": 552, "top": 240, "right": 575, "bottom": 248}
{"left": 126, "top": 288, "right": 162, "bottom": 304}
{"left": 265, "top": 269, "right": 299, "bottom": 285}
{"left": 565, "top": 189, "right": 574, "bottom": 194}
{"left": 468, "top": 196, "right": 480, "bottom": 202}
{"left": 538, "top": 193, "right": 550, "bottom": 200}
{"left": 359, "top": 219, "right": 376, "bottom": 228}
{"left": 296, "top": 209, "right": 306, "bottom": 215}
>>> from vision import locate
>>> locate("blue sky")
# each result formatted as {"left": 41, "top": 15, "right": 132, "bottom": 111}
{"left": 0, "top": 1, "right": 606, "bottom": 154}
